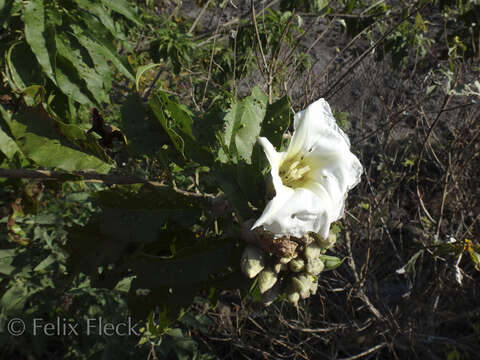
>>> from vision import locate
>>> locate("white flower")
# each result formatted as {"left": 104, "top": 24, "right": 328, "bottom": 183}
{"left": 252, "top": 98, "right": 363, "bottom": 239}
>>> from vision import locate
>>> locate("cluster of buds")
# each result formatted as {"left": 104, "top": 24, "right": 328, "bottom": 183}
{"left": 240, "top": 227, "right": 342, "bottom": 306}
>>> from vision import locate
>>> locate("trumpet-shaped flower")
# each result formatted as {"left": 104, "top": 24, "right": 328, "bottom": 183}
{"left": 252, "top": 98, "right": 362, "bottom": 240}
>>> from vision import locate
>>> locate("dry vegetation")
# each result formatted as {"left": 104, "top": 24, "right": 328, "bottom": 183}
{"left": 164, "top": 1, "right": 480, "bottom": 359}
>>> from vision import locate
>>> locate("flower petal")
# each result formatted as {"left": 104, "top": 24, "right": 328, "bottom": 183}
{"left": 257, "top": 136, "right": 285, "bottom": 193}
{"left": 252, "top": 187, "right": 331, "bottom": 239}
{"left": 253, "top": 98, "right": 363, "bottom": 240}
{"left": 287, "top": 98, "right": 350, "bottom": 158}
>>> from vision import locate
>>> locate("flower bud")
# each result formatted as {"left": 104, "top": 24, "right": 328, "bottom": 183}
{"left": 287, "top": 291, "right": 300, "bottom": 306}
{"left": 292, "top": 274, "right": 314, "bottom": 299}
{"left": 262, "top": 283, "right": 281, "bottom": 306}
{"left": 240, "top": 245, "right": 266, "bottom": 278}
{"left": 289, "top": 258, "right": 305, "bottom": 273}
{"left": 304, "top": 243, "right": 321, "bottom": 262}
{"left": 273, "top": 262, "right": 287, "bottom": 273}
{"left": 317, "top": 231, "right": 337, "bottom": 249}
{"left": 305, "top": 258, "right": 325, "bottom": 275}
{"left": 279, "top": 256, "right": 293, "bottom": 264}
{"left": 310, "top": 280, "right": 318, "bottom": 295}
{"left": 258, "top": 268, "right": 278, "bottom": 293}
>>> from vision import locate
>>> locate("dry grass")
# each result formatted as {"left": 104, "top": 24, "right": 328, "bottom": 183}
{"left": 173, "top": 1, "right": 480, "bottom": 358}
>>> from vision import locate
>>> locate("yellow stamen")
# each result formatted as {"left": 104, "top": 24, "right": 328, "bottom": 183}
{"left": 279, "top": 157, "right": 311, "bottom": 188}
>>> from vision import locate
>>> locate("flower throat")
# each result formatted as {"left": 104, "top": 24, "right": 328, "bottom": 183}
{"left": 279, "top": 157, "right": 311, "bottom": 188}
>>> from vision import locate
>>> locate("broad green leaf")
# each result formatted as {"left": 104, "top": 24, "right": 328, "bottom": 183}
{"left": 133, "top": 240, "right": 236, "bottom": 287}
{"left": 127, "top": 238, "right": 240, "bottom": 328}
{"left": 100, "top": 0, "right": 143, "bottom": 26}
{"left": 5, "top": 42, "right": 44, "bottom": 92}
{"left": 260, "top": 96, "right": 291, "bottom": 149}
{"left": 4, "top": 106, "right": 112, "bottom": 173}
{"left": 75, "top": 13, "right": 134, "bottom": 81}
{"left": 55, "top": 33, "right": 102, "bottom": 105}
{"left": 149, "top": 92, "right": 195, "bottom": 159}
{"left": 24, "top": 0, "right": 56, "bottom": 83}
{"left": 220, "top": 87, "right": 267, "bottom": 164}
{"left": 0, "top": 106, "right": 22, "bottom": 160}
{"left": 69, "top": 23, "right": 113, "bottom": 102}
{"left": 55, "top": 55, "right": 92, "bottom": 105}
{"left": 0, "top": 128, "right": 21, "bottom": 160}
{"left": 119, "top": 94, "right": 167, "bottom": 156}
{"left": 46, "top": 106, "right": 113, "bottom": 164}
{"left": 73, "top": 0, "right": 118, "bottom": 39}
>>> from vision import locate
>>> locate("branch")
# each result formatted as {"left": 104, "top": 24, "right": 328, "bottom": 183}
{"left": 0, "top": 168, "right": 214, "bottom": 200}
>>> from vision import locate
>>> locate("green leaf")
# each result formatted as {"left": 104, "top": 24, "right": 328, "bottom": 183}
{"left": 0, "top": 283, "right": 27, "bottom": 315}
{"left": 0, "top": 107, "right": 22, "bottom": 160}
{"left": 4, "top": 106, "right": 112, "bottom": 173}
{"left": 0, "top": 0, "right": 13, "bottom": 28}
{"left": 73, "top": 0, "right": 118, "bottom": 39}
{"left": 100, "top": 0, "right": 143, "bottom": 26}
{"left": 76, "top": 13, "right": 134, "bottom": 81}
{"left": 5, "top": 41, "right": 44, "bottom": 92}
{"left": 149, "top": 92, "right": 195, "bottom": 159}
{"left": 24, "top": 0, "right": 56, "bottom": 83}
{"left": 0, "top": 248, "right": 16, "bottom": 275}
{"left": 260, "top": 96, "right": 291, "bottom": 149}
{"left": 127, "top": 238, "right": 240, "bottom": 328}
{"left": 119, "top": 94, "right": 167, "bottom": 156}
{"left": 69, "top": 24, "right": 113, "bottom": 102}
{"left": 219, "top": 87, "right": 267, "bottom": 164}
{"left": 135, "top": 63, "right": 162, "bottom": 91}
{"left": 55, "top": 33, "right": 101, "bottom": 105}
{"left": 54, "top": 55, "right": 92, "bottom": 105}
{"left": 114, "top": 276, "right": 136, "bottom": 293}
{"left": 23, "top": 85, "right": 46, "bottom": 107}
{"left": 33, "top": 254, "right": 56, "bottom": 272}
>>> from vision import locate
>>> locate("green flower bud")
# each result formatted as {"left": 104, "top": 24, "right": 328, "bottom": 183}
{"left": 304, "top": 243, "right": 321, "bottom": 262}
{"left": 289, "top": 258, "right": 305, "bottom": 273}
{"left": 240, "top": 245, "right": 266, "bottom": 278}
{"left": 279, "top": 256, "right": 293, "bottom": 264}
{"left": 310, "top": 280, "right": 318, "bottom": 295}
{"left": 317, "top": 232, "right": 337, "bottom": 249}
{"left": 305, "top": 258, "right": 325, "bottom": 275}
{"left": 273, "top": 262, "right": 287, "bottom": 273}
{"left": 258, "top": 268, "right": 278, "bottom": 293}
{"left": 292, "top": 274, "right": 314, "bottom": 299}
{"left": 262, "top": 283, "right": 281, "bottom": 306}
{"left": 287, "top": 291, "right": 300, "bottom": 306}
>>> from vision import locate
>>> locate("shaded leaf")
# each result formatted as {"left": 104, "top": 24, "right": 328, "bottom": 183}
{"left": 149, "top": 92, "right": 195, "bottom": 159}
{"left": 100, "top": 0, "right": 143, "bottom": 26}
{"left": 24, "top": 0, "right": 56, "bottom": 83}
{"left": 0, "top": 106, "right": 22, "bottom": 160}
{"left": 5, "top": 42, "right": 44, "bottom": 92}
{"left": 4, "top": 106, "right": 112, "bottom": 173}
{"left": 260, "top": 96, "right": 291, "bottom": 149}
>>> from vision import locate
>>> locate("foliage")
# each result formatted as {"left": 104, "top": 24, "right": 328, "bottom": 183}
{"left": 1, "top": 0, "right": 479, "bottom": 359}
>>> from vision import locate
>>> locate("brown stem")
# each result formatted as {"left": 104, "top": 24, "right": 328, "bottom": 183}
{"left": 0, "top": 168, "right": 214, "bottom": 200}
